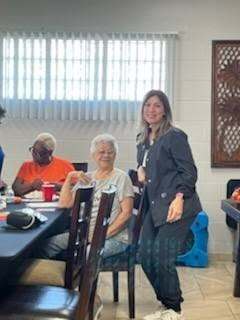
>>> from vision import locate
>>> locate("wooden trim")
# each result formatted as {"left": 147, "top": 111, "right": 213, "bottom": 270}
{"left": 211, "top": 40, "right": 240, "bottom": 167}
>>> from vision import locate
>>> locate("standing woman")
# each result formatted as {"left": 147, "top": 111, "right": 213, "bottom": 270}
{"left": 137, "top": 90, "right": 202, "bottom": 320}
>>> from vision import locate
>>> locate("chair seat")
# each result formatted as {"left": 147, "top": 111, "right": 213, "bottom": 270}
{"left": 102, "top": 252, "right": 129, "bottom": 270}
{"left": 19, "top": 259, "right": 66, "bottom": 287}
{"left": 0, "top": 285, "right": 79, "bottom": 320}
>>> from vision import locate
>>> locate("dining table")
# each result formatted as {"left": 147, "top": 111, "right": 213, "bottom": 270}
{"left": 221, "top": 198, "right": 240, "bottom": 296}
{"left": 0, "top": 200, "right": 68, "bottom": 289}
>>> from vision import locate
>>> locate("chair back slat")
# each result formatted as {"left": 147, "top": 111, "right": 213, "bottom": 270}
{"left": 131, "top": 187, "right": 145, "bottom": 247}
{"left": 64, "top": 186, "right": 94, "bottom": 289}
{"left": 76, "top": 185, "right": 116, "bottom": 320}
{"left": 128, "top": 169, "right": 143, "bottom": 191}
{"left": 128, "top": 169, "right": 145, "bottom": 246}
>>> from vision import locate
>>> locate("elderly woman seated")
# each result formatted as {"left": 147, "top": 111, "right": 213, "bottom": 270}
{"left": 12, "top": 132, "right": 74, "bottom": 196}
{"left": 37, "top": 133, "right": 134, "bottom": 260}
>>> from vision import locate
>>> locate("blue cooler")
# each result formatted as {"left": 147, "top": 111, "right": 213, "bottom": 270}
{"left": 177, "top": 211, "right": 209, "bottom": 267}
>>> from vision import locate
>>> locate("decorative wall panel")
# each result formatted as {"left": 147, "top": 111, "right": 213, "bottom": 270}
{"left": 211, "top": 40, "right": 240, "bottom": 167}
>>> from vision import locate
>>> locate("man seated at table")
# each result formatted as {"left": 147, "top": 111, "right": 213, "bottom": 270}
{"left": 12, "top": 132, "right": 74, "bottom": 196}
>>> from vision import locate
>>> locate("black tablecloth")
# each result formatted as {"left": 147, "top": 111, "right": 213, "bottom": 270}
{"left": 0, "top": 202, "right": 68, "bottom": 288}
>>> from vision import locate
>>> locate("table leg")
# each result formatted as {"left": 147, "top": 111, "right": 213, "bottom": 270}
{"left": 234, "top": 223, "right": 240, "bottom": 296}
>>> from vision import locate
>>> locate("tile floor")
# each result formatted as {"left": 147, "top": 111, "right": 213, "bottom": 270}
{"left": 97, "top": 261, "right": 240, "bottom": 319}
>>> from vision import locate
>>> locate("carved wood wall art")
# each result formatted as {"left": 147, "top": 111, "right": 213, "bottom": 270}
{"left": 211, "top": 40, "right": 240, "bottom": 167}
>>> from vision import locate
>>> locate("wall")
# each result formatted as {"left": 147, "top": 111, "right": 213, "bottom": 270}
{"left": 1, "top": 0, "right": 240, "bottom": 254}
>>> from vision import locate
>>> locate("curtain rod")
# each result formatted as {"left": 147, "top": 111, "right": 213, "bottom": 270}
{"left": 0, "top": 29, "right": 178, "bottom": 36}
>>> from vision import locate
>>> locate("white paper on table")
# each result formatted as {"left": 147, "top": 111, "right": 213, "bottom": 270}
{"left": 27, "top": 202, "right": 59, "bottom": 208}
{"left": 22, "top": 193, "right": 59, "bottom": 203}
{"left": 22, "top": 198, "right": 44, "bottom": 203}
{"left": 23, "top": 191, "right": 43, "bottom": 200}
{"left": 37, "top": 208, "right": 56, "bottom": 212}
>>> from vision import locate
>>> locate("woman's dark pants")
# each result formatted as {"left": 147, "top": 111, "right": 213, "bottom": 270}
{"left": 140, "top": 213, "right": 195, "bottom": 312}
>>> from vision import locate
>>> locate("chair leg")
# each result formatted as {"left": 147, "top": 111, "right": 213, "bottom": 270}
{"left": 112, "top": 271, "right": 119, "bottom": 302}
{"left": 88, "top": 278, "right": 98, "bottom": 320}
{"left": 128, "top": 267, "right": 135, "bottom": 319}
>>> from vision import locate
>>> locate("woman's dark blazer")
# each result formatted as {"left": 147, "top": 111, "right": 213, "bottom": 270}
{"left": 137, "top": 127, "right": 202, "bottom": 227}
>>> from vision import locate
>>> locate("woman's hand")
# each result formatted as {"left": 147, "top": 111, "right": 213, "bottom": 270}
{"left": 59, "top": 171, "right": 91, "bottom": 208}
{"left": 67, "top": 171, "right": 91, "bottom": 185}
{"left": 167, "top": 196, "right": 184, "bottom": 223}
{"left": 137, "top": 166, "right": 146, "bottom": 183}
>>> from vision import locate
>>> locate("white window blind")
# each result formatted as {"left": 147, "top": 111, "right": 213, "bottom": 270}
{"left": 0, "top": 31, "right": 177, "bottom": 121}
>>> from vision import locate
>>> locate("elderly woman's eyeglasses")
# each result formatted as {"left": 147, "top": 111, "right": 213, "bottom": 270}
{"left": 97, "top": 150, "right": 115, "bottom": 156}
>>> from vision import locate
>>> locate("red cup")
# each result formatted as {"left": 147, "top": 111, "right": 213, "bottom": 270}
{"left": 42, "top": 184, "right": 55, "bottom": 202}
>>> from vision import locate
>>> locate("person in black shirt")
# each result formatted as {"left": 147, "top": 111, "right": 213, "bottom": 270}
{"left": 137, "top": 90, "right": 202, "bottom": 320}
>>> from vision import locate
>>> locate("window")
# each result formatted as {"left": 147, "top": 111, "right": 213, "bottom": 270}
{"left": 50, "top": 39, "right": 103, "bottom": 100}
{"left": 0, "top": 32, "right": 177, "bottom": 121}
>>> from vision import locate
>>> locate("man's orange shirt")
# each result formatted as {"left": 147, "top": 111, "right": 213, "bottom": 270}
{"left": 16, "top": 156, "right": 74, "bottom": 184}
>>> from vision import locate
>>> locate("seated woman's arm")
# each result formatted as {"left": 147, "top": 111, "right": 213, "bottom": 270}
{"left": 12, "top": 177, "right": 43, "bottom": 196}
{"left": 58, "top": 174, "right": 74, "bottom": 208}
{"left": 107, "top": 196, "right": 133, "bottom": 238}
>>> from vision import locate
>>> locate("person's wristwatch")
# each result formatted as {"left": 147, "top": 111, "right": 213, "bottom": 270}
{"left": 176, "top": 192, "right": 184, "bottom": 200}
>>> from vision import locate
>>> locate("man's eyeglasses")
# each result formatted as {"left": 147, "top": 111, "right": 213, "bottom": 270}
{"left": 29, "top": 146, "right": 49, "bottom": 157}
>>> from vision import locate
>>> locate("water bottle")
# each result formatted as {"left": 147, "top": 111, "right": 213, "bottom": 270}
{"left": 0, "top": 193, "right": 6, "bottom": 210}
{"left": 6, "top": 186, "right": 15, "bottom": 204}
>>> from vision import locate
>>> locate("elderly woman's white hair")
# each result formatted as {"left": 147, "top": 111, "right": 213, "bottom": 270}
{"left": 90, "top": 134, "right": 118, "bottom": 155}
{"left": 35, "top": 132, "right": 57, "bottom": 152}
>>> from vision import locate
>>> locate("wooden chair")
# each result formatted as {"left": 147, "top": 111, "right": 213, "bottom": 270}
{"left": 19, "top": 185, "right": 94, "bottom": 289}
{"left": 226, "top": 179, "right": 240, "bottom": 230}
{"left": 72, "top": 162, "right": 88, "bottom": 172}
{"left": 226, "top": 179, "right": 240, "bottom": 262}
{"left": 101, "top": 169, "right": 145, "bottom": 318}
{"left": 0, "top": 185, "right": 116, "bottom": 320}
